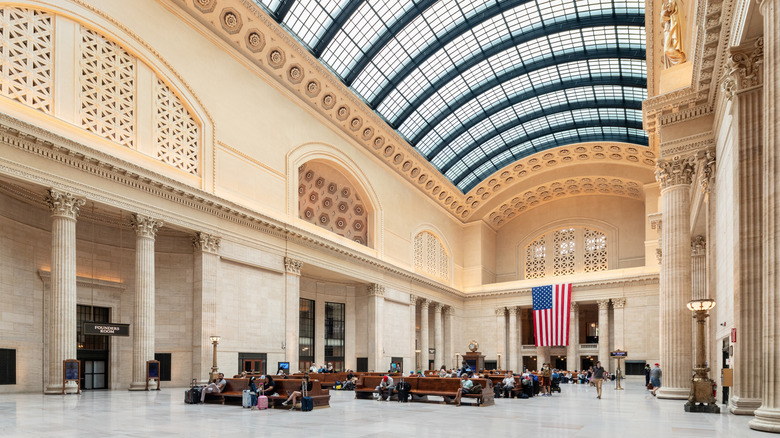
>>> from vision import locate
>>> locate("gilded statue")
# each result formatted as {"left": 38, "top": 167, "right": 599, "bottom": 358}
{"left": 661, "top": 0, "right": 686, "bottom": 67}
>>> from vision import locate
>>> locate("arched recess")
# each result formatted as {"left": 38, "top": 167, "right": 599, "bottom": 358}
{"left": 410, "top": 224, "right": 454, "bottom": 286}
{"left": 0, "top": 1, "right": 215, "bottom": 189}
{"left": 515, "top": 218, "right": 619, "bottom": 280}
{"left": 287, "top": 142, "right": 383, "bottom": 254}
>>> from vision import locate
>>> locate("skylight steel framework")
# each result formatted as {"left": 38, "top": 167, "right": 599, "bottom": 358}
{"left": 254, "top": 0, "right": 648, "bottom": 193}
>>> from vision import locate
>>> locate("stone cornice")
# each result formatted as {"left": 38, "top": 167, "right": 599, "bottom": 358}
{"left": 38, "top": 270, "right": 125, "bottom": 291}
{"left": 463, "top": 271, "right": 659, "bottom": 298}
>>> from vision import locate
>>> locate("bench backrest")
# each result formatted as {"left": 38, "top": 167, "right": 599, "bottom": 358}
{"left": 222, "top": 378, "right": 326, "bottom": 396}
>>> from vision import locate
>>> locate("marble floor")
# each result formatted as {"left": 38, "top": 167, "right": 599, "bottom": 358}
{"left": 0, "top": 377, "right": 765, "bottom": 437}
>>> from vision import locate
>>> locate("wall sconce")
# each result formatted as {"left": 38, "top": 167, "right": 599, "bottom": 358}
{"left": 281, "top": 341, "right": 286, "bottom": 350}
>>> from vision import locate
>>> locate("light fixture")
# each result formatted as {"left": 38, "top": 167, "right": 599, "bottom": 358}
{"left": 686, "top": 298, "right": 716, "bottom": 312}
{"left": 209, "top": 335, "right": 221, "bottom": 343}
{"left": 209, "top": 335, "right": 220, "bottom": 382}
{"left": 685, "top": 298, "right": 720, "bottom": 413}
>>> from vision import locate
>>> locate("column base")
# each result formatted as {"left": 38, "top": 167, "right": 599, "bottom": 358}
{"left": 44, "top": 381, "right": 79, "bottom": 394}
{"left": 656, "top": 387, "right": 690, "bottom": 399}
{"left": 129, "top": 382, "right": 149, "bottom": 391}
{"left": 729, "top": 395, "right": 762, "bottom": 415}
{"left": 750, "top": 407, "right": 780, "bottom": 433}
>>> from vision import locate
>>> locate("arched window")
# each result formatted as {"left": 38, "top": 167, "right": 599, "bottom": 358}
{"left": 413, "top": 231, "right": 449, "bottom": 282}
{"left": 524, "top": 227, "right": 608, "bottom": 279}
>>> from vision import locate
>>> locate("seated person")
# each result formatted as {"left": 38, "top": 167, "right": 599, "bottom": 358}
{"left": 277, "top": 368, "right": 286, "bottom": 376}
{"left": 234, "top": 370, "right": 248, "bottom": 378}
{"left": 375, "top": 375, "right": 395, "bottom": 400}
{"left": 200, "top": 373, "right": 226, "bottom": 403}
{"left": 326, "top": 363, "right": 335, "bottom": 373}
{"left": 281, "top": 373, "right": 313, "bottom": 410}
{"left": 454, "top": 375, "right": 473, "bottom": 406}
{"left": 309, "top": 364, "right": 318, "bottom": 373}
{"left": 456, "top": 361, "right": 471, "bottom": 377}
{"left": 255, "top": 375, "right": 276, "bottom": 396}
{"left": 438, "top": 365, "right": 448, "bottom": 378}
{"left": 500, "top": 371, "right": 516, "bottom": 398}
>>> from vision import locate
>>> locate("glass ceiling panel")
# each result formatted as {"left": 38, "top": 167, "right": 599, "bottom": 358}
{"left": 261, "top": 0, "right": 647, "bottom": 194}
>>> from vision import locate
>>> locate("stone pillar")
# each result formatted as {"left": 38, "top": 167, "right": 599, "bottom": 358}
{"left": 516, "top": 309, "right": 523, "bottom": 369}
{"left": 192, "top": 232, "right": 220, "bottom": 382}
{"left": 721, "top": 41, "right": 765, "bottom": 416}
{"left": 433, "top": 303, "right": 443, "bottom": 369}
{"left": 509, "top": 307, "right": 519, "bottom": 372}
{"left": 567, "top": 302, "right": 579, "bottom": 371}
{"left": 409, "top": 295, "right": 417, "bottom": 369}
{"left": 597, "top": 299, "right": 611, "bottom": 371}
{"left": 445, "top": 306, "right": 454, "bottom": 369}
{"left": 129, "top": 214, "right": 163, "bottom": 390}
{"left": 655, "top": 155, "right": 696, "bottom": 399}
{"left": 44, "top": 189, "right": 85, "bottom": 394}
{"left": 536, "top": 346, "right": 550, "bottom": 371}
{"left": 612, "top": 298, "right": 626, "bottom": 372}
{"left": 495, "top": 307, "right": 506, "bottom": 370}
{"left": 419, "top": 299, "right": 429, "bottom": 370}
{"left": 284, "top": 258, "right": 303, "bottom": 372}
{"left": 752, "top": 3, "right": 780, "bottom": 428}
{"left": 367, "top": 284, "right": 385, "bottom": 372}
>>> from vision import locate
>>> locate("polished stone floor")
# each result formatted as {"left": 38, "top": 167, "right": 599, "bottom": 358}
{"left": 0, "top": 377, "right": 764, "bottom": 437}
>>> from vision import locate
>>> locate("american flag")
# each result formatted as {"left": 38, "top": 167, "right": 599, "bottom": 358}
{"left": 532, "top": 284, "right": 572, "bottom": 346}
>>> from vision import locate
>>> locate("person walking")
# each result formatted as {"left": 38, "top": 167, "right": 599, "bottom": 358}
{"left": 644, "top": 364, "right": 651, "bottom": 388}
{"left": 593, "top": 361, "right": 605, "bottom": 399}
{"left": 650, "top": 363, "right": 662, "bottom": 396}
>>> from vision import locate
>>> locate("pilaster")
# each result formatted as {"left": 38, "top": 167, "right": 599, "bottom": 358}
{"left": 433, "top": 303, "right": 443, "bottom": 369}
{"left": 597, "top": 299, "right": 611, "bottom": 370}
{"left": 495, "top": 307, "right": 506, "bottom": 370}
{"left": 367, "top": 283, "right": 385, "bottom": 372}
{"left": 409, "top": 295, "right": 417, "bottom": 369}
{"left": 419, "top": 299, "right": 429, "bottom": 371}
{"left": 444, "top": 306, "right": 454, "bottom": 369}
{"left": 284, "top": 257, "right": 303, "bottom": 371}
{"left": 508, "top": 307, "right": 518, "bottom": 372}
{"left": 567, "top": 302, "right": 579, "bottom": 370}
{"left": 192, "top": 232, "right": 221, "bottom": 381}
{"left": 612, "top": 298, "right": 626, "bottom": 371}
{"left": 44, "top": 189, "right": 84, "bottom": 394}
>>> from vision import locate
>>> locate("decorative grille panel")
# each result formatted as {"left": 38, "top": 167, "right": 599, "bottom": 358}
{"left": 525, "top": 236, "right": 546, "bottom": 279}
{"left": 0, "top": 7, "right": 53, "bottom": 114}
{"left": 553, "top": 228, "right": 576, "bottom": 276}
{"left": 155, "top": 79, "right": 199, "bottom": 175}
{"left": 583, "top": 228, "right": 608, "bottom": 272}
{"left": 413, "top": 231, "right": 449, "bottom": 281}
{"left": 79, "top": 27, "right": 135, "bottom": 148}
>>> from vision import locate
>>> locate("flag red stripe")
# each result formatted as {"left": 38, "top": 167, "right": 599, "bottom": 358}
{"left": 532, "top": 284, "right": 572, "bottom": 347}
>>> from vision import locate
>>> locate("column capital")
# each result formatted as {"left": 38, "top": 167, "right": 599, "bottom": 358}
{"left": 698, "top": 149, "right": 716, "bottom": 193}
{"left": 46, "top": 189, "right": 85, "bottom": 219}
{"left": 433, "top": 302, "right": 443, "bottom": 312}
{"left": 409, "top": 294, "right": 417, "bottom": 305}
{"left": 612, "top": 298, "right": 627, "bottom": 309}
{"left": 419, "top": 298, "right": 429, "bottom": 309}
{"left": 367, "top": 283, "right": 385, "bottom": 297}
{"left": 649, "top": 213, "right": 663, "bottom": 232}
{"left": 722, "top": 37, "right": 764, "bottom": 99}
{"left": 495, "top": 307, "right": 506, "bottom": 317}
{"left": 571, "top": 301, "right": 579, "bottom": 312}
{"left": 284, "top": 257, "right": 303, "bottom": 275}
{"left": 130, "top": 214, "right": 163, "bottom": 238}
{"left": 691, "top": 235, "right": 706, "bottom": 256}
{"left": 655, "top": 155, "right": 697, "bottom": 188}
{"left": 193, "top": 232, "right": 221, "bottom": 254}
{"left": 444, "top": 306, "right": 454, "bottom": 316}
{"left": 597, "top": 299, "right": 611, "bottom": 310}
{"left": 508, "top": 306, "right": 520, "bottom": 316}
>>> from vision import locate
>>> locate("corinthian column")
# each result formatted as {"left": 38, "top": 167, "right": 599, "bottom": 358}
{"left": 567, "top": 302, "right": 579, "bottom": 370}
{"left": 597, "top": 299, "right": 611, "bottom": 370}
{"left": 284, "top": 257, "right": 303, "bottom": 372}
{"left": 655, "top": 155, "right": 696, "bottom": 399}
{"left": 752, "top": 3, "right": 780, "bottom": 429}
{"left": 129, "top": 214, "right": 163, "bottom": 390}
{"left": 612, "top": 298, "right": 626, "bottom": 372}
{"left": 419, "top": 299, "right": 429, "bottom": 370}
{"left": 367, "top": 284, "right": 385, "bottom": 372}
{"left": 410, "top": 295, "right": 417, "bottom": 369}
{"left": 508, "top": 307, "right": 518, "bottom": 372}
{"left": 495, "top": 307, "right": 506, "bottom": 370}
{"left": 434, "top": 303, "right": 443, "bottom": 369}
{"left": 445, "top": 306, "right": 454, "bottom": 368}
{"left": 722, "top": 40, "right": 765, "bottom": 416}
{"left": 192, "top": 232, "right": 221, "bottom": 382}
{"left": 44, "top": 189, "right": 85, "bottom": 394}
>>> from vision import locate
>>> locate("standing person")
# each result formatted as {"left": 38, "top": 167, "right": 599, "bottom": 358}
{"left": 457, "top": 360, "right": 471, "bottom": 377}
{"left": 593, "top": 361, "right": 605, "bottom": 399}
{"left": 644, "top": 364, "right": 651, "bottom": 388}
{"left": 650, "top": 363, "right": 662, "bottom": 396}
{"left": 454, "top": 374, "right": 473, "bottom": 406}
{"left": 541, "top": 363, "right": 552, "bottom": 396}
{"left": 200, "top": 373, "right": 226, "bottom": 403}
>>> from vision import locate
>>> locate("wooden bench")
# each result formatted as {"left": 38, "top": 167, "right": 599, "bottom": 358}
{"left": 204, "top": 378, "right": 330, "bottom": 408}
{"left": 203, "top": 378, "right": 248, "bottom": 404}
{"left": 488, "top": 375, "right": 524, "bottom": 398}
{"left": 355, "top": 376, "right": 494, "bottom": 406}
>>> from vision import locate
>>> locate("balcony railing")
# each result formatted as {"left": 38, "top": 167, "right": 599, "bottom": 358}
{"left": 579, "top": 343, "right": 598, "bottom": 350}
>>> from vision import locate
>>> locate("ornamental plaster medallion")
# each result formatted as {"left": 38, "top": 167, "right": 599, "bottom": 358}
{"left": 361, "top": 128, "right": 373, "bottom": 140}
{"left": 219, "top": 8, "right": 242, "bottom": 34}
{"left": 244, "top": 30, "right": 265, "bottom": 53}
{"left": 193, "top": 0, "right": 216, "bottom": 13}
{"left": 336, "top": 105, "right": 349, "bottom": 121}
{"left": 267, "top": 49, "right": 285, "bottom": 69}
{"left": 349, "top": 116, "right": 362, "bottom": 131}
{"left": 321, "top": 93, "right": 335, "bottom": 109}
{"left": 305, "top": 80, "right": 320, "bottom": 97}
{"left": 287, "top": 64, "right": 304, "bottom": 84}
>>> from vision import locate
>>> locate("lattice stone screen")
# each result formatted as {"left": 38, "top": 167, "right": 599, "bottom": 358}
{"left": 414, "top": 231, "right": 449, "bottom": 282}
{"left": 155, "top": 79, "right": 199, "bottom": 175}
{"left": 524, "top": 227, "right": 608, "bottom": 279}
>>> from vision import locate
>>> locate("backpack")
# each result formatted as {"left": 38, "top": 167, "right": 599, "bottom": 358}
{"left": 470, "top": 383, "right": 483, "bottom": 394}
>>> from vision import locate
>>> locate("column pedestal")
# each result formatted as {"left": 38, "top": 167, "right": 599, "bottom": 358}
{"left": 44, "top": 189, "right": 84, "bottom": 394}
{"left": 129, "top": 214, "right": 163, "bottom": 391}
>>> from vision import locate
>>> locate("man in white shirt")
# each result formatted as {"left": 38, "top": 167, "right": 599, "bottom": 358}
{"left": 200, "top": 373, "right": 226, "bottom": 403}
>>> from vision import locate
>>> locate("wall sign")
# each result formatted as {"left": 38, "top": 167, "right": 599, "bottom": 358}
{"left": 83, "top": 322, "right": 130, "bottom": 336}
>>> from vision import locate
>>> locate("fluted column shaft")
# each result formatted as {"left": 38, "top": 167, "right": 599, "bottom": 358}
{"left": 516, "top": 310, "right": 523, "bottom": 369}
{"left": 44, "top": 190, "right": 84, "bottom": 394}
{"left": 444, "top": 307, "right": 454, "bottom": 369}
{"left": 612, "top": 299, "right": 626, "bottom": 372}
{"left": 434, "top": 303, "right": 443, "bottom": 369}
{"left": 192, "top": 233, "right": 221, "bottom": 382}
{"left": 752, "top": 1, "right": 780, "bottom": 429}
{"left": 597, "top": 299, "right": 610, "bottom": 371}
{"left": 567, "top": 302, "right": 579, "bottom": 371}
{"left": 284, "top": 258, "right": 302, "bottom": 372}
{"left": 508, "top": 307, "right": 518, "bottom": 372}
{"left": 130, "top": 214, "right": 162, "bottom": 390}
{"left": 495, "top": 308, "right": 506, "bottom": 370}
{"left": 419, "top": 300, "right": 429, "bottom": 370}
{"left": 410, "top": 295, "right": 417, "bottom": 369}
{"left": 656, "top": 156, "right": 696, "bottom": 399}
{"left": 367, "top": 284, "right": 385, "bottom": 372}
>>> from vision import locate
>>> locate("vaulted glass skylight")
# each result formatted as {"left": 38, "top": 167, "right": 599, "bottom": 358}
{"left": 255, "top": 0, "right": 647, "bottom": 193}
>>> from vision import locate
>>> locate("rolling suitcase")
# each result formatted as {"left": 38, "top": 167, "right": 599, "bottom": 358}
{"left": 242, "top": 390, "right": 253, "bottom": 408}
{"left": 300, "top": 380, "right": 313, "bottom": 412}
{"left": 185, "top": 386, "right": 202, "bottom": 404}
{"left": 256, "top": 391, "right": 269, "bottom": 410}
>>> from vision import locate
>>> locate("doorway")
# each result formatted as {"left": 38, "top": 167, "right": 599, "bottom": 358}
{"left": 77, "top": 305, "right": 110, "bottom": 390}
